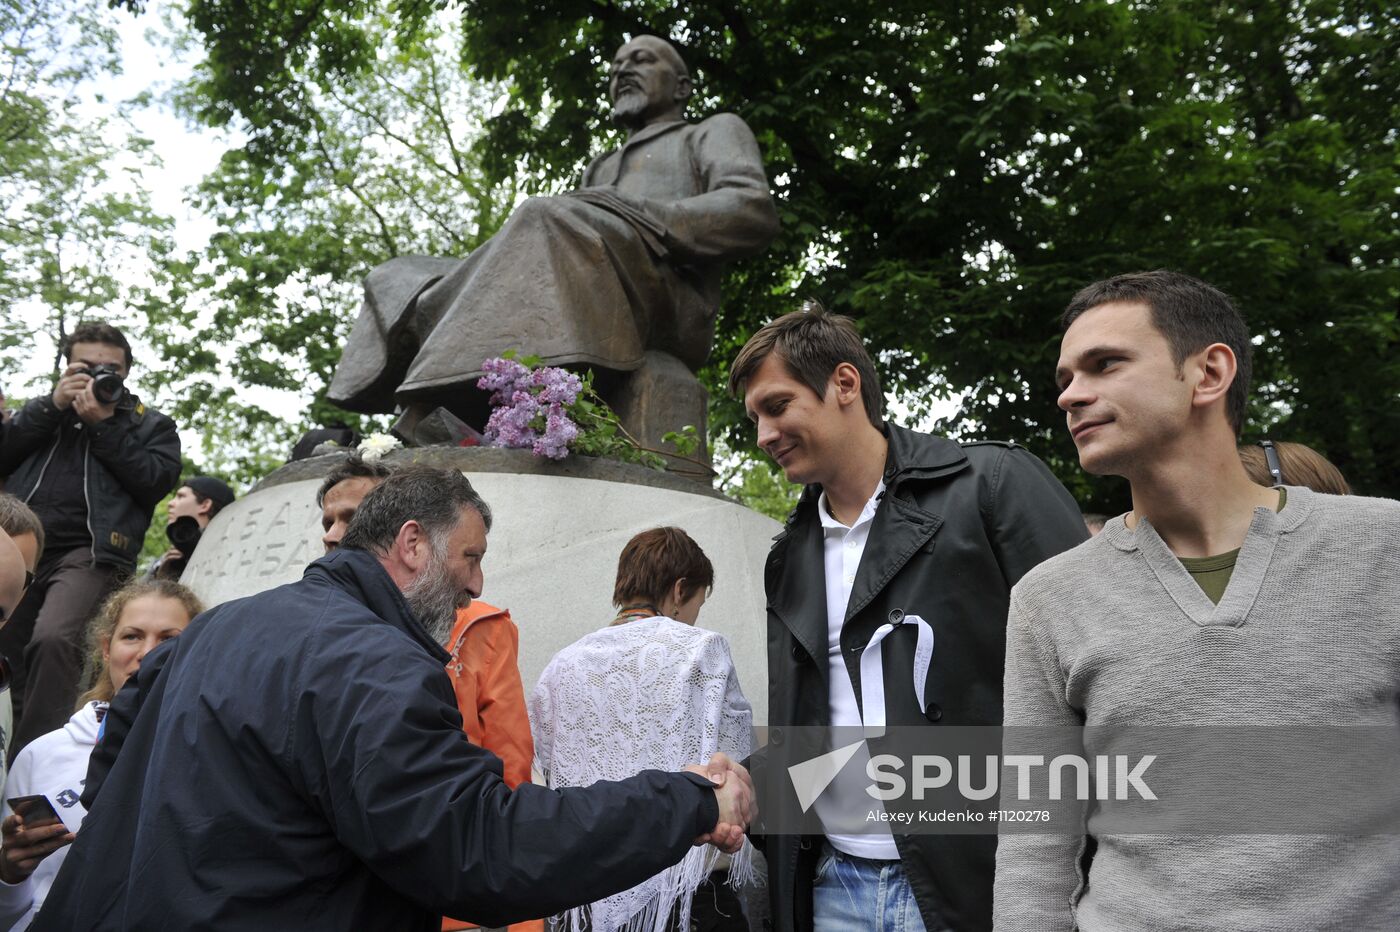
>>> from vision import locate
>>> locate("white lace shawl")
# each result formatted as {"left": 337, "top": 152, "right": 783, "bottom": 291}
{"left": 530, "top": 617, "right": 756, "bottom": 932}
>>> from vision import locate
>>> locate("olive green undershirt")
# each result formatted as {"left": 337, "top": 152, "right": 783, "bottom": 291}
{"left": 1178, "top": 488, "right": 1288, "bottom": 604}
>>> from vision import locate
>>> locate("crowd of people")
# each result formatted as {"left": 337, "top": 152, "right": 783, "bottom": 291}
{"left": 0, "top": 268, "right": 1393, "bottom": 932}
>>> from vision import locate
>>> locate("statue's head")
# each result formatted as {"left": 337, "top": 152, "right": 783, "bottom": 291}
{"left": 609, "top": 36, "right": 692, "bottom": 131}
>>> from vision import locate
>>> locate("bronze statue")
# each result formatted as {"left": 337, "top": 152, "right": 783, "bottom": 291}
{"left": 328, "top": 36, "right": 780, "bottom": 465}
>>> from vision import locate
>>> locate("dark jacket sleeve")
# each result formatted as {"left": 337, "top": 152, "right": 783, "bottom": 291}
{"left": 983, "top": 446, "right": 1089, "bottom": 587}
{"left": 0, "top": 396, "right": 65, "bottom": 476}
{"left": 85, "top": 406, "right": 182, "bottom": 511}
{"left": 300, "top": 624, "right": 720, "bottom": 926}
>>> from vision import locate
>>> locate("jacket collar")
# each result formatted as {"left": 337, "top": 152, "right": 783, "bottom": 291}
{"left": 304, "top": 548, "right": 451, "bottom": 663}
{"left": 879, "top": 422, "right": 968, "bottom": 485}
{"left": 780, "top": 423, "right": 968, "bottom": 524}
{"left": 588, "top": 118, "right": 689, "bottom": 186}
{"left": 619, "top": 117, "right": 688, "bottom": 151}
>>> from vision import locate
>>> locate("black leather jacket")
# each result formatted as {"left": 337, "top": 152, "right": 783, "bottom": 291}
{"left": 0, "top": 392, "right": 180, "bottom": 571}
{"left": 755, "top": 424, "right": 1088, "bottom": 931}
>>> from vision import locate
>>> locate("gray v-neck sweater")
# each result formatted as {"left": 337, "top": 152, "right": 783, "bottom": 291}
{"left": 994, "top": 486, "right": 1400, "bottom": 931}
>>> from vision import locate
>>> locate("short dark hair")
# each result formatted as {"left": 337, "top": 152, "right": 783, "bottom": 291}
{"left": 316, "top": 453, "right": 395, "bottom": 507}
{"left": 613, "top": 527, "right": 714, "bottom": 610}
{"left": 0, "top": 493, "right": 44, "bottom": 560}
{"left": 727, "top": 301, "right": 884, "bottom": 426}
{"left": 63, "top": 322, "right": 133, "bottom": 370}
{"left": 339, "top": 466, "right": 492, "bottom": 555}
{"left": 1062, "top": 270, "right": 1252, "bottom": 435}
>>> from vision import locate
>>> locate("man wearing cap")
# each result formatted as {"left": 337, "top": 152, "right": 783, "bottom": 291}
{"left": 149, "top": 476, "right": 235, "bottom": 581}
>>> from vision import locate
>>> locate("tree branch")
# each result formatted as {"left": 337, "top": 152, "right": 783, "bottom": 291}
{"left": 306, "top": 109, "right": 401, "bottom": 256}
{"left": 322, "top": 82, "right": 462, "bottom": 182}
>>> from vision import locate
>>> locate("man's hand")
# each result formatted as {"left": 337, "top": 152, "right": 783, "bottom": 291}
{"left": 50, "top": 366, "right": 92, "bottom": 411}
{"left": 71, "top": 379, "right": 119, "bottom": 425}
{"left": 0, "top": 813, "right": 74, "bottom": 885}
{"left": 685, "top": 752, "right": 756, "bottom": 854}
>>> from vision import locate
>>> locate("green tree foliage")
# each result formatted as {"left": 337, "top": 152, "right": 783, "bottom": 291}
{"left": 143, "top": 8, "right": 521, "bottom": 467}
{"left": 1, "top": 0, "right": 172, "bottom": 390}
{"left": 171, "top": 0, "right": 1399, "bottom": 507}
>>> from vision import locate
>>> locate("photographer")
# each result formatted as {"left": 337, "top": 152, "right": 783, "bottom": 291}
{"left": 148, "top": 476, "right": 234, "bottom": 580}
{"left": 0, "top": 323, "right": 179, "bottom": 758}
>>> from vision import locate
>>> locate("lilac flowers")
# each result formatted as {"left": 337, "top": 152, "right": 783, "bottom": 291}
{"left": 478, "top": 356, "right": 583, "bottom": 460}
{"left": 477, "top": 353, "right": 695, "bottom": 470}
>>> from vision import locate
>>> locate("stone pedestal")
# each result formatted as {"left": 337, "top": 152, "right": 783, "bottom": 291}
{"left": 182, "top": 447, "right": 778, "bottom": 725}
{"left": 608, "top": 349, "right": 711, "bottom": 477}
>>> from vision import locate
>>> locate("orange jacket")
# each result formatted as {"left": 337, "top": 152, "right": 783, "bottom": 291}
{"left": 442, "top": 600, "right": 540, "bottom": 932}
{"left": 444, "top": 600, "right": 534, "bottom": 788}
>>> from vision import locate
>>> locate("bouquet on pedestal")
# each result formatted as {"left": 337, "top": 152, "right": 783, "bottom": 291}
{"left": 477, "top": 353, "right": 696, "bottom": 469}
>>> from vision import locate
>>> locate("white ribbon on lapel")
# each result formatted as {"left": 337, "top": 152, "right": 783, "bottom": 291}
{"left": 857, "top": 611, "right": 934, "bottom": 736}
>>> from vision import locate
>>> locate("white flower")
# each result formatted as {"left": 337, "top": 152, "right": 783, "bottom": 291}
{"left": 358, "top": 432, "right": 402, "bottom": 463}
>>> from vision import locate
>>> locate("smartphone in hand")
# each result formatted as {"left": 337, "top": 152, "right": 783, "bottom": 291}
{"left": 6, "top": 795, "right": 63, "bottom": 829}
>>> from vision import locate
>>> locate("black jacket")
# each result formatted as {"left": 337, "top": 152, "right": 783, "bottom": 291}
{"left": 755, "top": 424, "right": 1087, "bottom": 931}
{"left": 0, "top": 393, "right": 180, "bottom": 570}
{"left": 36, "top": 549, "right": 719, "bottom": 931}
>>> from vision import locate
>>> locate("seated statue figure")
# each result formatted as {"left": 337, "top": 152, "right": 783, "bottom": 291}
{"left": 328, "top": 36, "right": 780, "bottom": 464}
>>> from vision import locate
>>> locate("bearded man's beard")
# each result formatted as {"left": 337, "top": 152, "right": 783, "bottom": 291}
{"left": 611, "top": 88, "right": 648, "bottom": 129}
{"left": 403, "top": 544, "right": 464, "bottom": 645}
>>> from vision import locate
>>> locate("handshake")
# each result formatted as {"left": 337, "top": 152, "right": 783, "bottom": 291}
{"left": 683, "top": 753, "right": 756, "bottom": 853}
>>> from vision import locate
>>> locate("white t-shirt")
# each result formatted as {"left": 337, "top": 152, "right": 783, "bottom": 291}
{"left": 812, "top": 481, "right": 900, "bottom": 860}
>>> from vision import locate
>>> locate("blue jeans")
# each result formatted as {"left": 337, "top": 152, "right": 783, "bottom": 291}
{"left": 811, "top": 843, "right": 935, "bottom": 932}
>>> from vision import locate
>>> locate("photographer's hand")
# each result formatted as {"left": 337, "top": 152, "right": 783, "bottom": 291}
{"left": 72, "top": 380, "right": 119, "bottom": 425}
{"left": 50, "top": 366, "right": 91, "bottom": 411}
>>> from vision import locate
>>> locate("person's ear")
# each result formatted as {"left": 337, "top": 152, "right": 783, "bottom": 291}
{"left": 1190, "top": 343, "right": 1237, "bottom": 415}
{"left": 830, "top": 362, "right": 863, "bottom": 410}
{"left": 674, "top": 74, "right": 693, "bottom": 104}
{"left": 196, "top": 498, "right": 214, "bottom": 519}
{"left": 101, "top": 636, "right": 112, "bottom": 666}
{"left": 394, "top": 520, "right": 431, "bottom": 573}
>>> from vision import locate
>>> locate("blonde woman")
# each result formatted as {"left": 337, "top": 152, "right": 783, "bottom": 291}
{"left": 0, "top": 579, "right": 202, "bottom": 929}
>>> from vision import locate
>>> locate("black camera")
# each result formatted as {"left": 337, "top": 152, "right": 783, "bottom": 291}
{"left": 166, "top": 515, "right": 203, "bottom": 554}
{"left": 76, "top": 363, "right": 126, "bottom": 405}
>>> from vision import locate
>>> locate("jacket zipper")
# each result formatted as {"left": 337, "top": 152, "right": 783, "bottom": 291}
{"left": 82, "top": 432, "right": 97, "bottom": 565}
{"left": 21, "top": 436, "right": 62, "bottom": 506}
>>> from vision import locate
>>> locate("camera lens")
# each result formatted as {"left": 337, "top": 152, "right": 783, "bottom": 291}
{"left": 89, "top": 367, "right": 125, "bottom": 405}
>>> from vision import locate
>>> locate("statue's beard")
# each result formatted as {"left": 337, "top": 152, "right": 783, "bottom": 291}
{"left": 403, "top": 544, "right": 463, "bottom": 645}
{"left": 611, "top": 88, "right": 649, "bottom": 129}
